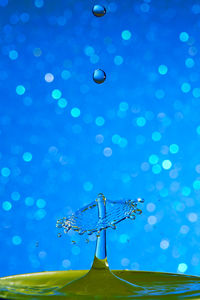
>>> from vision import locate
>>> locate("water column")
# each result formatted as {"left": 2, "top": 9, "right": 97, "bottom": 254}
{"left": 95, "top": 193, "right": 107, "bottom": 260}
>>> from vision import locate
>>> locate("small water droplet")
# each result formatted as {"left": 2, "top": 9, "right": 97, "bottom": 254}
{"left": 57, "top": 233, "right": 62, "bottom": 238}
{"left": 87, "top": 230, "right": 93, "bottom": 235}
{"left": 35, "top": 241, "right": 39, "bottom": 247}
{"left": 137, "top": 198, "right": 144, "bottom": 203}
{"left": 93, "top": 69, "right": 106, "bottom": 84}
{"left": 56, "top": 224, "right": 63, "bottom": 228}
{"left": 72, "top": 240, "right": 76, "bottom": 244}
{"left": 110, "top": 224, "right": 116, "bottom": 230}
{"left": 78, "top": 230, "right": 86, "bottom": 235}
{"left": 92, "top": 5, "right": 106, "bottom": 17}
{"left": 96, "top": 231, "right": 101, "bottom": 238}
{"left": 85, "top": 239, "right": 89, "bottom": 244}
{"left": 135, "top": 209, "right": 142, "bottom": 215}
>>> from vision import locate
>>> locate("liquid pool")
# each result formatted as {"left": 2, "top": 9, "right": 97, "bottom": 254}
{"left": 1, "top": 261, "right": 200, "bottom": 299}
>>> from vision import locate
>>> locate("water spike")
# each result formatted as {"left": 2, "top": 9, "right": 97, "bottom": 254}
{"left": 95, "top": 194, "right": 107, "bottom": 260}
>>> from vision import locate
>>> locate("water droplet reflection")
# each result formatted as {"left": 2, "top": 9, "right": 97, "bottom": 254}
{"left": 93, "top": 69, "right": 106, "bottom": 84}
{"left": 92, "top": 5, "right": 106, "bottom": 17}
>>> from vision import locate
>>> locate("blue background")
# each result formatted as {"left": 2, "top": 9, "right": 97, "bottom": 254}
{"left": 1, "top": 0, "right": 200, "bottom": 277}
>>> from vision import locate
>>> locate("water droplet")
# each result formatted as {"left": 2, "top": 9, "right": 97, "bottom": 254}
{"left": 57, "top": 233, "right": 62, "bottom": 238}
{"left": 87, "top": 230, "right": 93, "bottom": 235}
{"left": 72, "top": 240, "right": 76, "bottom": 244}
{"left": 110, "top": 224, "right": 117, "bottom": 230}
{"left": 135, "top": 209, "right": 142, "bottom": 215}
{"left": 93, "top": 69, "right": 106, "bottom": 84}
{"left": 137, "top": 198, "right": 144, "bottom": 203}
{"left": 35, "top": 241, "right": 39, "bottom": 247}
{"left": 85, "top": 239, "right": 89, "bottom": 244}
{"left": 92, "top": 5, "right": 106, "bottom": 17}
{"left": 56, "top": 224, "right": 63, "bottom": 228}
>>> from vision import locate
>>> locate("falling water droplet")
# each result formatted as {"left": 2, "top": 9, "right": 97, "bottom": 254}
{"left": 92, "top": 5, "right": 106, "bottom": 17}
{"left": 93, "top": 69, "right": 106, "bottom": 84}
{"left": 57, "top": 233, "right": 62, "bottom": 238}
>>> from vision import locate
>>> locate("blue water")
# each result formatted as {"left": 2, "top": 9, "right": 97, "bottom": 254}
{"left": 1, "top": 0, "right": 200, "bottom": 279}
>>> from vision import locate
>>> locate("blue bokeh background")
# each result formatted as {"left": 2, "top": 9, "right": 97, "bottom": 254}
{"left": 1, "top": 0, "right": 200, "bottom": 277}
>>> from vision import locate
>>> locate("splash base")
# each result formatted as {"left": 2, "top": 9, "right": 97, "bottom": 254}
{"left": 1, "top": 268, "right": 200, "bottom": 299}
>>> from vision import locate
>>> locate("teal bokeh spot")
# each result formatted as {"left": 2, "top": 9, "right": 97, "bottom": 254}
{"left": 121, "top": 30, "right": 131, "bottom": 40}
{"left": 182, "top": 186, "right": 191, "bottom": 196}
{"left": 1, "top": 167, "right": 11, "bottom": 177}
{"left": 95, "top": 116, "right": 105, "bottom": 126}
{"left": 36, "top": 198, "right": 46, "bottom": 208}
{"left": 2, "top": 201, "right": 12, "bottom": 211}
{"left": 155, "top": 89, "right": 165, "bottom": 99}
{"left": 169, "top": 144, "right": 179, "bottom": 154}
{"left": 120, "top": 234, "right": 130, "bottom": 243}
{"left": 181, "top": 82, "right": 191, "bottom": 93}
{"left": 152, "top": 164, "right": 162, "bottom": 174}
{"left": 119, "top": 137, "right": 128, "bottom": 148}
{"left": 71, "top": 107, "right": 80, "bottom": 118}
{"left": 193, "top": 180, "right": 200, "bottom": 190}
{"left": 152, "top": 131, "right": 162, "bottom": 141}
{"left": 160, "top": 188, "right": 168, "bottom": 197}
{"left": 197, "top": 126, "right": 200, "bottom": 135}
{"left": 61, "top": 70, "right": 71, "bottom": 80}
{"left": 114, "top": 55, "right": 123, "bottom": 65}
{"left": 25, "top": 197, "right": 34, "bottom": 206}
{"left": 16, "top": 85, "right": 25, "bottom": 95}
{"left": 11, "top": 192, "right": 20, "bottom": 201}
{"left": 158, "top": 64, "right": 168, "bottom": 75}
{"left": 72, "top": 246, "right": 80, "bottom": 255}
{"left": 23, "top": 152, "right": 32, "bottom": 162}
{"left": 90, "top": 54, "right": 99, "bottom": 64}
{"left": 193, "top": 88, "right": 200, "bottom": 98}
{"left": 58, "top": 98, "right": 67, "bottom": 108}
{"left": 140, "top": 3, "right": 149, "bottom": 12}
{"left": 35, "top": 0, "right": 44, "bottom": 8}
{"left": 185, "top": 58, "right": 194, "bottom": 68}
{"left": 149, "top": 154, "right": 159, "bottom": 165}
{"left": 9, "top": 50, "right": 18, "bottom": 60}
{"left": 52, "top": 89, "right": 62, "bottom": 99}
{"left": 162, "top": 160, "right": 172, "bottom": 170}
{"left": 12, "top": 235, "right": 22, "bottom": 245}
{"left": 83, "top": 181, "right": 93, "bottom": 191}
{"left": 179, "top": 32, "right": 189, "bottom": 42}
{"left": 119, "top": 102, "right": 129, "bottom": 111}
{"left": 20, "top": 12, "right": 30, "bottom": 23}
{"left": 35, "top": 209, "right": 46, "bottom": 220}
{"left": 136, "top": 117, "right": 146, "bottom": 127}
{"left": 112, "top": 134, "right": 121, "bottom": 144}
{"left": 178, "top": 263, "right": 188, "bottom": 273}
{"left": 84, "top": 46, "right": 95, "bottom": 56}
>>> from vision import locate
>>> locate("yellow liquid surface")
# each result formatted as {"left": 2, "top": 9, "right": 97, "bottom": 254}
{"left": 1, "top": 258, "right": 200, "bottom": 300}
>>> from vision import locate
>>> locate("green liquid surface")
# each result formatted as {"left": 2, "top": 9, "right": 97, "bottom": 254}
{"left": 1, "top": 264, "right": 200, "bottom": 299}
